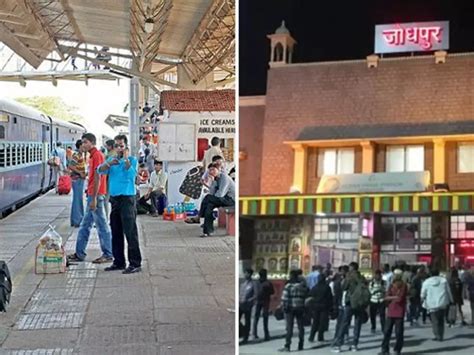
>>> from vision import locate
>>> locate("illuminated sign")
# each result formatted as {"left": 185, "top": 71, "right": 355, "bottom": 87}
{"left": 375, "top": 21, "right": 449, "bottom": 54}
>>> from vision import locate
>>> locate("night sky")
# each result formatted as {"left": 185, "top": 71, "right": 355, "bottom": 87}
{"left": 239, "top": 0, "right": 474, "bottom": 96}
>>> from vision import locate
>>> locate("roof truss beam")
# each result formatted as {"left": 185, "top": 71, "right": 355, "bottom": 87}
{"left": 0, "top": 22, "right": 43, "bottom": 68}
{"left": 130, "top": 0, "right": 173, "bottom": 73}
{"left": 60, "top": 45, "right": 179, "bottom": 89}
{"left": 181, "top": 0, "right": 235, "bottom": 84}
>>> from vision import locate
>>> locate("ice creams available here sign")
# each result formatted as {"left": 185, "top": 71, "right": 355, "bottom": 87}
{"left": 198, "top": 118, "right": 235, "bottom": 135}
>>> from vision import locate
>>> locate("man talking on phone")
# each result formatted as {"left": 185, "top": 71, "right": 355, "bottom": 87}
{"left": 98, "top": 134, "right": 142, "bottom": 274}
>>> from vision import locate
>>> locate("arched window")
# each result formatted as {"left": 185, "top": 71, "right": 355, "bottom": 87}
{"left": 274, "top": 43, "right": 284, "bottom": 62}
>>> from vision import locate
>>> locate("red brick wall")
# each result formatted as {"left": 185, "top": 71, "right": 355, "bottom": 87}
{"left": 446, "top": 142, "right": 474, "bottom": 191}
{"left": 239, "top": 104, "right": 266, "bottom": 196}
{"left": 260, "top": 56, "right": 474, "bottom": 194}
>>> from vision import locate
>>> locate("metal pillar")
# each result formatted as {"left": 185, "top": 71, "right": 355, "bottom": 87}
{"left": 129, "top": 77, "right": 140, "bottom": 156}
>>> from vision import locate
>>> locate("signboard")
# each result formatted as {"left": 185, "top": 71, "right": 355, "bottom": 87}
{"left": 317, "top": 171, "right": 430, "bottom": 194}
{"left": 198, "top": 117, "right": 235, "bottom": 136}
{"left": 375, "top": 21, "right": 449, "bottom": 54}
{"left": 158, "top": 123, "right": 196, "bottom": 161}
{"left": 167, "top": 161, "right": 205, "bottom": 208}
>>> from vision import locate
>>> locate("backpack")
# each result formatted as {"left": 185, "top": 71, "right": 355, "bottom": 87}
{"left": 350, "top": 278, "right": 371, "bottom": 310}
{"left": 0, "top": 261, "right": 12, "bottom": 312}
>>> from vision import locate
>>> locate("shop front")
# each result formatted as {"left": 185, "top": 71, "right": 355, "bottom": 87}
{"left": 240, "top": 192, "right": 474, "bottom": 277}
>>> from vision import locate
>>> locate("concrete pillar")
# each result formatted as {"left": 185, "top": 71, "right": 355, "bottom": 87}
{"left": 433, "top": 138, "right": 446, "bottom": 184}
{"left": 129, "top": 77, "right": 140, "bottom": 156}
{"left": 361, "top": 141, "right": 375, "bottom": 173}
{"left": 292, "top": 144, "right": 307, "bottom": 193}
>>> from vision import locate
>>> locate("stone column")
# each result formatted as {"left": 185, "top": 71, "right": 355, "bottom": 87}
{"left": 292, "top": 144, "right": 307, "bottom": 193}
{"left": 433, "top": 138, "right": 446, "bottom": 184}
{"left": 361, "top": 140, "right": 375, "bottom": 173}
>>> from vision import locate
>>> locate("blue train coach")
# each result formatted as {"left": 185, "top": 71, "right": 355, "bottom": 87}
{"left": 0, "top": 98, "right": 86, "bottom": 217}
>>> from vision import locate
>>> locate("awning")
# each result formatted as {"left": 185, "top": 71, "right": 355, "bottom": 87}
{"left": 240, "top": 192, "right": 474, "bottom": 216}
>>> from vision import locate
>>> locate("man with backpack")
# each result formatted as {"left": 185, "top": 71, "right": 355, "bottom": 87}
{"left": 331, "top": 262, "right": 370, "bottom": 353}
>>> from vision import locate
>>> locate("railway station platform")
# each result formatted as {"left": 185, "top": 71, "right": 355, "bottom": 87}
{"left": 0, "top": 191, "right": 235, "bottom": 354}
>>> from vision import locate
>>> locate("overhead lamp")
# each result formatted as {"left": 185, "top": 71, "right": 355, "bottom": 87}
{"left": 144, "top": 18, "right": 154, "bottom": 34}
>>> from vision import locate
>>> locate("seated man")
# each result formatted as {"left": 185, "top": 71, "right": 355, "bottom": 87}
{"left": 201, "top": 155, "right": 225, "bottom": 188}
{"left": 138, "top": 160, "right": 167, "bottom": 217}
{"left": 137, "top": 163, "right": 150, "bottom": 185}
{"left": 199, "top": 163, "right": 235, "bottom": 238}
{"left": 185, "top": 155, "right": 226, "bottom": 225}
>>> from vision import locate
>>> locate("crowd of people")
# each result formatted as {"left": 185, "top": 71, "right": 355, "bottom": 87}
{"left": 240, "top": 261, "right": 474, "bottom": 354}
{"left": 51, "top": 129, "right": 235, "bottom": 262}
{"left": 56, "top": 133, "right": 144, "bottom": 274}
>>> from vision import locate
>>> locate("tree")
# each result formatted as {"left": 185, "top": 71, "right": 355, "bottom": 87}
{"left": 15, "top": 96, "right": 83, "bottom": 123}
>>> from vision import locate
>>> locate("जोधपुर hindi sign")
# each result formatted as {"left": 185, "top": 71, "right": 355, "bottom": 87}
{"left": 375, "top": 21, "right": 449, "bottom": 54}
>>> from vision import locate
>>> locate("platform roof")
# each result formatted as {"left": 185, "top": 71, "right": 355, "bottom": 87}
{"left": 0, "top": 0, "right": 235, "bottom": 86}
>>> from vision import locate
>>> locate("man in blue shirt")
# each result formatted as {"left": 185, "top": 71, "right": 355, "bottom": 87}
{"left": 306, "top": 265, "right": 321, "bottom": 290}
{"left": 98, "top": 134, "right": 142, "bottom": 274}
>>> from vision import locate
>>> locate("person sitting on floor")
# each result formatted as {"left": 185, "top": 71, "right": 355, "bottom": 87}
{"left": 138, "top": 160, "right": 167, "bottom": 217}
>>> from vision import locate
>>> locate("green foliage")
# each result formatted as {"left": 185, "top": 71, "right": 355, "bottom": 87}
{"left": 15, "top": 96, "right": 83, "bottom": 122}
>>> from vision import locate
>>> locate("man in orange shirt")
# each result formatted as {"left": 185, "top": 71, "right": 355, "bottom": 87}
{"left": 67, "top": 133, "right": 113, "bottom": 264}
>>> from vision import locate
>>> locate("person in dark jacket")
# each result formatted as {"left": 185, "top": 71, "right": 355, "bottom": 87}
{"left": 239, "top": 268, "right": 258, "bottom": 345}
{"left": 331, "top": 262, "right": 366, "bottom": 353}
{"left": 464, "top": 266, "right": 474, "bottom": 325}
{"left": 308, "top": 277, "right": 333, "bottom": 343}
{"left": 279, "top": 270, "right": 309, "bottom": 352}
{"left": 253, "top": 269, "right": 275, "bottom": 340}
{"left": 448, "top": 268, "right": 466, "bottom": 326}
{"left": 410, "top": 266, "right": 428, "bottom": 325}
{"left": 332, "top": 265, "right": 349, "bottom": 345}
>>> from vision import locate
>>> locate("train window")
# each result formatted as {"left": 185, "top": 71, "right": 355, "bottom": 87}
{"left": 19, "top": 145, "right": 23, "bottom": 165}
{"left": 0, "top": 145, "right": 4, "bottom": 167}
{"left": 12, "top": 144, "right": 17, "bottom": 165}
{"left": 13, "top": 117, "right": 17, "bottom": 124}
{"left": 5, "top": 145, "right": 11, "bottom": 166}
{"left": 0, "top": 125, "right": 4, "bottom": 139}
{"left": 38, "top": 145, "right": 43, "bottom": 162}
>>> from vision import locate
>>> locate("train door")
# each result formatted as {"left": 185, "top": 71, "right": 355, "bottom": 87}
{"left": 40, "top": 124, "right": 48, "bottom": 189}
{"left": 46, "top": 116, "right": 54, "bottom": 189}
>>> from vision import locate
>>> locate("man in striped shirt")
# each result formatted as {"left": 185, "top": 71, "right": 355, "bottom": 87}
{"left": 369, "top": 269, "right": 386, "bottom": 333}
{"left": 67, "top": 139, "right": 86, "bottom": 227}
{"left": 279, "top": 270, "right": 309, "bottom": 352}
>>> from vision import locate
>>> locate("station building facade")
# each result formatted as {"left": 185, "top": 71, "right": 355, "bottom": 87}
{"left": 239, "top": 24, "right": 474, "bottom": 282}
